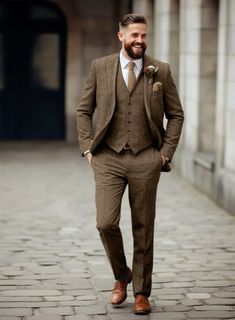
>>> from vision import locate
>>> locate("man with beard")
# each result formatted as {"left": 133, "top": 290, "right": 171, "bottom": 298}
{"left": 77, "top": 13, "right": 184, "bottom": 314}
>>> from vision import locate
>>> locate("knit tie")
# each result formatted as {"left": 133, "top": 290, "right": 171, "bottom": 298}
{"left": 128, "top": 61, "right": 136, "bottom": 92}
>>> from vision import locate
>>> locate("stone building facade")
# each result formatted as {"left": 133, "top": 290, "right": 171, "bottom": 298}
{"left": 0, "top": 0, "right": 234, "bottom": 215}
{"left": 139, "top": 0, "right": 235, "bottom": 216}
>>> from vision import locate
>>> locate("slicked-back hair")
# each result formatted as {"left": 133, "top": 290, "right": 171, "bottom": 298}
{"left": 119, "top": 13, "right": 147, "bottom": 30}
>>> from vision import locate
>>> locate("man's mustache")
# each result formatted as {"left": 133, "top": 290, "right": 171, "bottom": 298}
{"left": 131, "top": 42, "right": 146, "bottom": 48}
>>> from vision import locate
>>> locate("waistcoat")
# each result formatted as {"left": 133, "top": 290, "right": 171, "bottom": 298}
{"left": 104, "top": 63, "right": 153, "bottom": 154}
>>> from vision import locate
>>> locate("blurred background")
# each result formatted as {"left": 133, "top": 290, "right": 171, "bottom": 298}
{"left": 0, "top": 0, "right": 235, "bottom": 216}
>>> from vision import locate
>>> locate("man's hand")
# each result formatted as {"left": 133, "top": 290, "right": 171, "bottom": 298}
{"left": 86, "top": 152, "right": 92, "bottom": 163}
{"left": 161, "top": 154, "right": 169, "bottom": 166}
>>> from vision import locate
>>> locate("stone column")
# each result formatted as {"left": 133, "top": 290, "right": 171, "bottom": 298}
{"left": 153, "top": 0, "right": 179, "bottom": 84}
{"left": 132, "top": 0, "right": 154, "bottom": 56}
{"left": 53, "top": 0, "right": 81, "bottom": 143}
{"left": 215, "top": 0, "right": 235, "bottom": 214}
{"left": 180, "top": 0, "right": 218, "bottom": 194}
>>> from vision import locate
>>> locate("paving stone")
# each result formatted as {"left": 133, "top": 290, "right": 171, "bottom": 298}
{"left": 153, "top": 277, "right": 175, "bottom": 283}
{"left": 196, "top": 281, "right": 235, "bottom": 287}
{"left": 74, "top": 305, "right": 107, "bottom": 315}
{"left": 107, "top": 303, "right": 132, "bottom": 314}
{"left": 57, "top": 279, "right": 91, "bottom": 287}
{"left": 0, "top": 302, "right": 58, "bottom": 308}
{"left": 0, "top": 297, "right": 43, "bottom": 302}
{"left": 186, "top": 293, "right": 211, "bottom": 299}
{"left": 214, "top": 292, "right": 235, "bottom": 298}
{"left": 93, "top": 278, "right": 113, "bottom": 291}
{"left": 0, "top": 280, "right": 39, "bottom": 286}
{"left": 45, "top": 295, "right": 75, "bottom": 301}
{"left": 152, "top": 288, "right": 187, "bottom": 295}
{"left": 189, "top": 287, "right": 218, "bottom": 293}
{"left": 205, "top": 298, "right": 235, "bottom": 305}
{"left": 187, "top": 311, "right": 235, "bottom": 318}
{"left": 163, "top": 282, "right": 194, "bottom": 288}
{"left": 0, "top": 318, "right": 20, "bottom": 320}
{"left": 154, "top": 272, "right": 177, "bottom": 277}
{"left": 225, "top": 286, "right": 235, "bottom": 291}
{"left": 38, "top": 307, "right": 74, "bottom": 315}
{"left": 26, "top": 316, "right": 62, "bottom": 320}
{"left": 60, "top": 300, "right": 99, "bottom": 307}
{"left": 0, "top": 290, "right": 62, "bottom": 296}
{"left": 63, "top": 290, "right": 95, "bottom": 296}
{"left": 76, "top": 295, "right": 97, "bottom": 301}
{"left": 0, "top": 308, "right": 33, "bottom": 316}
{"left": 26, "top": 285, "right": 65, "bottom": 290}
{"left": 15, "top": 275, "right": 59, "bottom": 280}
{"left": 156, "top": 294, "right": 185, "bottom": 300}
{"left": 29, "top": 266, "right": 64, "bottom": 274}
{"left": 109, "top": 315, "right": 149, "bottom": 320}
{"left": 149, "top": 312, "right": 186, "bottom": 319}
{"left": 181, "top": 299, "right": 203, "bottom": 306}
{"left": 162, "top": 305, "right": 192, "bottom": 312}
{"left": 0, "top": 267, "right": 28, "bottom": 276}
{"left": 155, "top": 300, "right": 178, "bottom": 306}
{"left": 65, "top": 316, "right": 92, "bottom": 320}
{"left": 195, "top": 306, "right": 235, "bottom": 311}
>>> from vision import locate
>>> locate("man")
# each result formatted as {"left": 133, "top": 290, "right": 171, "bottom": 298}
{"left": 77, "top": 13, "right": 184, "bottom": 315}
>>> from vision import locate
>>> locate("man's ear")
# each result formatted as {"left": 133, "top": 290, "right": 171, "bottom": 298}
{"left": 117, "top": 31, "right": 124, "bottom": 42}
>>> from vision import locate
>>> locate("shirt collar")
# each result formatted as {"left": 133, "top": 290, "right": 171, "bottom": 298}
{"left": 120, "top": 50, "right": 143, "bottom": 71}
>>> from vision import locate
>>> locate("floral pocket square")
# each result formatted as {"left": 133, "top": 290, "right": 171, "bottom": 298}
{"left": 153, "top": 81, "right": 162, "bottom": 93}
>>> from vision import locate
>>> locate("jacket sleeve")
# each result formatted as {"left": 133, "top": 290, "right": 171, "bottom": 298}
{"left": 77, "top": 60, "right": 96, "bottom": 155}
{"left": 160, "top": 64, "right": 184, "bottom": 161}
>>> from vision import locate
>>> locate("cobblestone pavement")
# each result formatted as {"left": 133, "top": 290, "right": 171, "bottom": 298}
{"left": 0, "top": 142, "right": 235, "bottom": 320}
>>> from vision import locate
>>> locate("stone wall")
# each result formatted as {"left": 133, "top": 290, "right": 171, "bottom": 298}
{"left": 54, "top": 0, "right": 130, "bottom": 142}
{"left": 151, "top": 0, "right": 235, "bottom": 215}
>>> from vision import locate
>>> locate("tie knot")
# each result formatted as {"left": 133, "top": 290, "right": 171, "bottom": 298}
{"left": 128, "top": 61, "right": 135, "bottom": 70}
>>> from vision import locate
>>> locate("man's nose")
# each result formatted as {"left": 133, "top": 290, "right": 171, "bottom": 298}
{"left": 136, "top": 36, "right": 143, "bottom": 43}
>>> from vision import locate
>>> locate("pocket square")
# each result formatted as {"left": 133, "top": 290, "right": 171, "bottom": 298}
{"left": 153, "top": 81, "right": 162, "bottom": 92}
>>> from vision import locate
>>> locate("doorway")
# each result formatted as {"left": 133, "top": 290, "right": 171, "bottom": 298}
{"left": 0, "top": 1, "right": 66, "bottom": 139}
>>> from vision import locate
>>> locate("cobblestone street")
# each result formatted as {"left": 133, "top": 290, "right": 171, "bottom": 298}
{"left": 0, "top": 142, "right": 235, "bottom": 320}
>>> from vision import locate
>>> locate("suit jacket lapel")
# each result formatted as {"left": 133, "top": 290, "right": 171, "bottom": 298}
{"left": 143, "top": 55, "right": 164, "bottom": 145}
{"left": 106, "top": 53, "right": 119, "bottom": 118}
{"left": 143, "top": 54, "right": 154, "bottom": 119}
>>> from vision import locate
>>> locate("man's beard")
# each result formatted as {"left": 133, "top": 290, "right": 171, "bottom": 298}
{"left": 124, "top": 41, "right": 147, "bottom": 59}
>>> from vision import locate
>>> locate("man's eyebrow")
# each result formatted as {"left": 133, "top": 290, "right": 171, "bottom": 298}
{"left": 130, "top": 32, "right": 147, "bottom": 35}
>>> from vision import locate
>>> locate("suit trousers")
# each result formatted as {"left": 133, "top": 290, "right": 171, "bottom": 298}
{"left": 91, "top": 145, "right": 162, "bottom": 296}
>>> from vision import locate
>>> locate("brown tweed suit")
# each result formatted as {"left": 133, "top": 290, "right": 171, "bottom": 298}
{"left": 77, "top": 53, "right": 184, "bottom": 296}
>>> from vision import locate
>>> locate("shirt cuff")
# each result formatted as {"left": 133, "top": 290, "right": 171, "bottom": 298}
{"left": 83, "top": 150, "right": 90, "bottom": 156}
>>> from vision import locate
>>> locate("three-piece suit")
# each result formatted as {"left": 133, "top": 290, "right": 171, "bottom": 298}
{"left": 77, "top": 52, "right": 184, "bottom": 296}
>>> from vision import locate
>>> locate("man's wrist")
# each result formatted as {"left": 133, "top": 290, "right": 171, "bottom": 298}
{"left": 161, "top": 154, "right": 169, "bottom": 164}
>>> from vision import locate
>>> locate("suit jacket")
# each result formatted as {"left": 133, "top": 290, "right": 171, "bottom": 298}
{"left": 77, "top": 53, "right": 184, "bottom": 172}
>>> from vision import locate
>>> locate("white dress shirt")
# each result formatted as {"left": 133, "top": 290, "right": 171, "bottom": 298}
{"left": 119, "top": 50, "right": 143, "bottom": 87}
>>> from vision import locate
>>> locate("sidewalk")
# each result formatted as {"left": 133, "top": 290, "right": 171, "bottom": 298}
{"left": 0, "top": 142, "right": 235, "bottom": 320}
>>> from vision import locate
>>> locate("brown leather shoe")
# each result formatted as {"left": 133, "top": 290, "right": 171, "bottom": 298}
{"left": 133, "top": 294, "right": 151, "bottom": 314}
{"left": 110, "top": 267, "right": 132, "bottom": 305}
